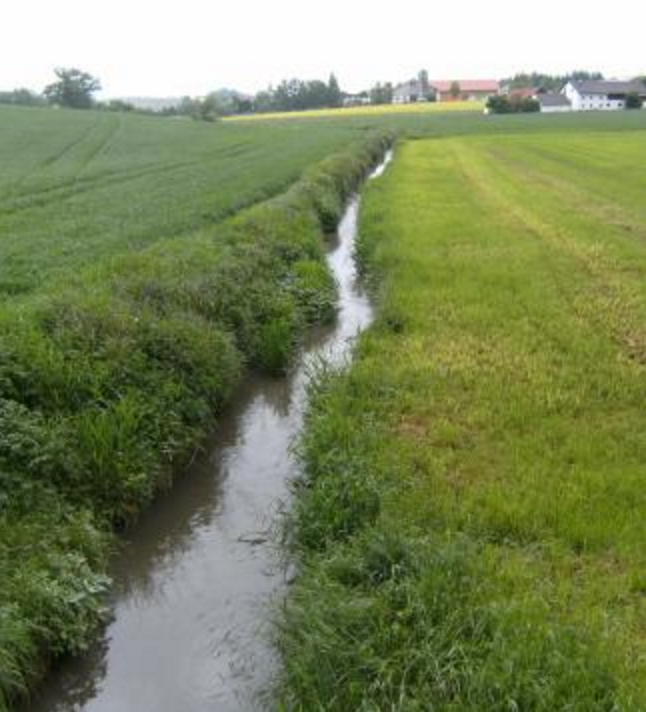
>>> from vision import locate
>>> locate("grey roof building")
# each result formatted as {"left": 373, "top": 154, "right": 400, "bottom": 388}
{"left": 537, "top": 93, "right": 572, "bottom": 112}
{"left": 568, "top": 80, "right": 646, "bottom": 96}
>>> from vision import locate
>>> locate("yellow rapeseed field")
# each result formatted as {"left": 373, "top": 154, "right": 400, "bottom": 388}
{"left": 227, "top": 100, "right": 483, "bottom": 121}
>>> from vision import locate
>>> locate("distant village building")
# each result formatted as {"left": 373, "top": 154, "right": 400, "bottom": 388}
{"left": 392, "top": 79, "right": 435, "bottom": 104}
{"left": 391, "top": 75, "right": 646, "bottom": 111}
{"left": 562, "top": 80, "right": 646, "bottom": 111}
{"left": 343, "top": 94, "right": 371, "bottom": 107}
{"left": 392, "top": 78, "right": 500, "bottom": 104}
{"left": 537, "top": 93, "right": 572, "bottom": 113}
{"left": 432, "top": 80, "right": 500, "bottom": 102}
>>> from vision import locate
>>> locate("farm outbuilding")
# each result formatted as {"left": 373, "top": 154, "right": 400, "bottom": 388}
{"left": 432, "top": 79, "right": 500, "bottom": 102}
{"left": 392, "top": 79, "right": 435, "bottom": 104}
{"left": 537, "top": 93, "right": 572, "bottom": 113}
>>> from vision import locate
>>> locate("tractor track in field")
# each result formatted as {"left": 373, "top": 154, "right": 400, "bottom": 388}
{"left": 0, "top": 138, "right": 276, "bottom": 219}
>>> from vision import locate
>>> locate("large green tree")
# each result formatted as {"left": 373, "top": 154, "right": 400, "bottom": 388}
{"left": 44, "top": 68, "right": 101, "bottom": 109}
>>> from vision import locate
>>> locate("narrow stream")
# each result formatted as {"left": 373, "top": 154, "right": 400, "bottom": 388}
{"left": 25, "top": 150, "right": 393, "bottom": 712}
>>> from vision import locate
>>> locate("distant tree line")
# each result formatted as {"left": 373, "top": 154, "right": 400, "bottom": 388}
{"left": 155, "top": 76, "right": 344, "bottom": 119}
{"left": 0, "top": 68, "right": 348, "bottom": 118}
{"left": 0, "top": 88, "right": 46, "bottom": 107}
{"left": 502, "top": 70, "right": 604, "bottom": 92}
{"left": 253, "top": 74, "right": 342, "bottom": 113}
{"left": 99, "top": 99, "right": 137, "bottom": 113}
{"left": 161, "top": 90, "right": 253, "bottom": 121}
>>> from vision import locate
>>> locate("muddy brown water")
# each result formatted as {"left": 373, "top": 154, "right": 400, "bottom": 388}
{"left": 24, "top": 151, "right": 393, "bottom": 712}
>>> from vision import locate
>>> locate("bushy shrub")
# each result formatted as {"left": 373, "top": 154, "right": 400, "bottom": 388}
{"left": 487, "top": 94, "right": 540, "bottom": 114}
{"left": 625, "top": 92, "right": 643, "bottom": 110}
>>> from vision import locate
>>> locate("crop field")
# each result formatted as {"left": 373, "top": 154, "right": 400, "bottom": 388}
{"left": 0, "top": 105, "right": 368, "bottom": 295}
{"left": 281, "top": 130, "right": 646, "bottom": 709}
{"left": 227, "top": 99, "right": 484, "bottom": 122}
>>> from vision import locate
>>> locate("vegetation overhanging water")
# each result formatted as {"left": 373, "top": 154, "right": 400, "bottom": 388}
{"left": 20, "top": 150, "right": 393, "bottom": 712}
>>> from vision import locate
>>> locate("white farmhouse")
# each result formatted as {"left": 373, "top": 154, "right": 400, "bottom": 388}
{"left": 562, "top": 80, "right": 646, "bottom": 111}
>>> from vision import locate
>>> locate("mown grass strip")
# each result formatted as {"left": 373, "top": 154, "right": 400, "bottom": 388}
{"left": 0, "top": 131, "right": 392, "bottom": 710}
{"left": 279, "top": 133, "right": 646, "bottom": 710}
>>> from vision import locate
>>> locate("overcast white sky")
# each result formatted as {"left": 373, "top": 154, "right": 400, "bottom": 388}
{"left": 2, "top": 0, "right": 645, "bottom": 97}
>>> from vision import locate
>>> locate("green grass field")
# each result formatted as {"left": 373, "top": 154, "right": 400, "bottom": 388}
{"left": 280, "top": 130, "right": 646, "bottom": 709}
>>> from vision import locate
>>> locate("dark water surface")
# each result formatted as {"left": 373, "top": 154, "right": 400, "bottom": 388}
{"left": 25, "top": 151, "right": 392, "bottom": 712}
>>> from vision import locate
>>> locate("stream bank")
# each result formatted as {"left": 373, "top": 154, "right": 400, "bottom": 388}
{"left": 24, "top": 151, "right": 393, "bottom": 712}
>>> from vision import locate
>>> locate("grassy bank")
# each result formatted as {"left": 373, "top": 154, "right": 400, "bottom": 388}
{"left": 0, "top": 131, "right": 391, "bottom": 710}
{"left": 279, "top": 131, "right": 646, "bottom": 709}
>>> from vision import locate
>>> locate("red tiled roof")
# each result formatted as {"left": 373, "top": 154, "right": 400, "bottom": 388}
{"left": 508, "top": 87, "right": 538, "bottom": 98}
{"left": 432, "top": 80, "right": 499, "bottom": 93}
